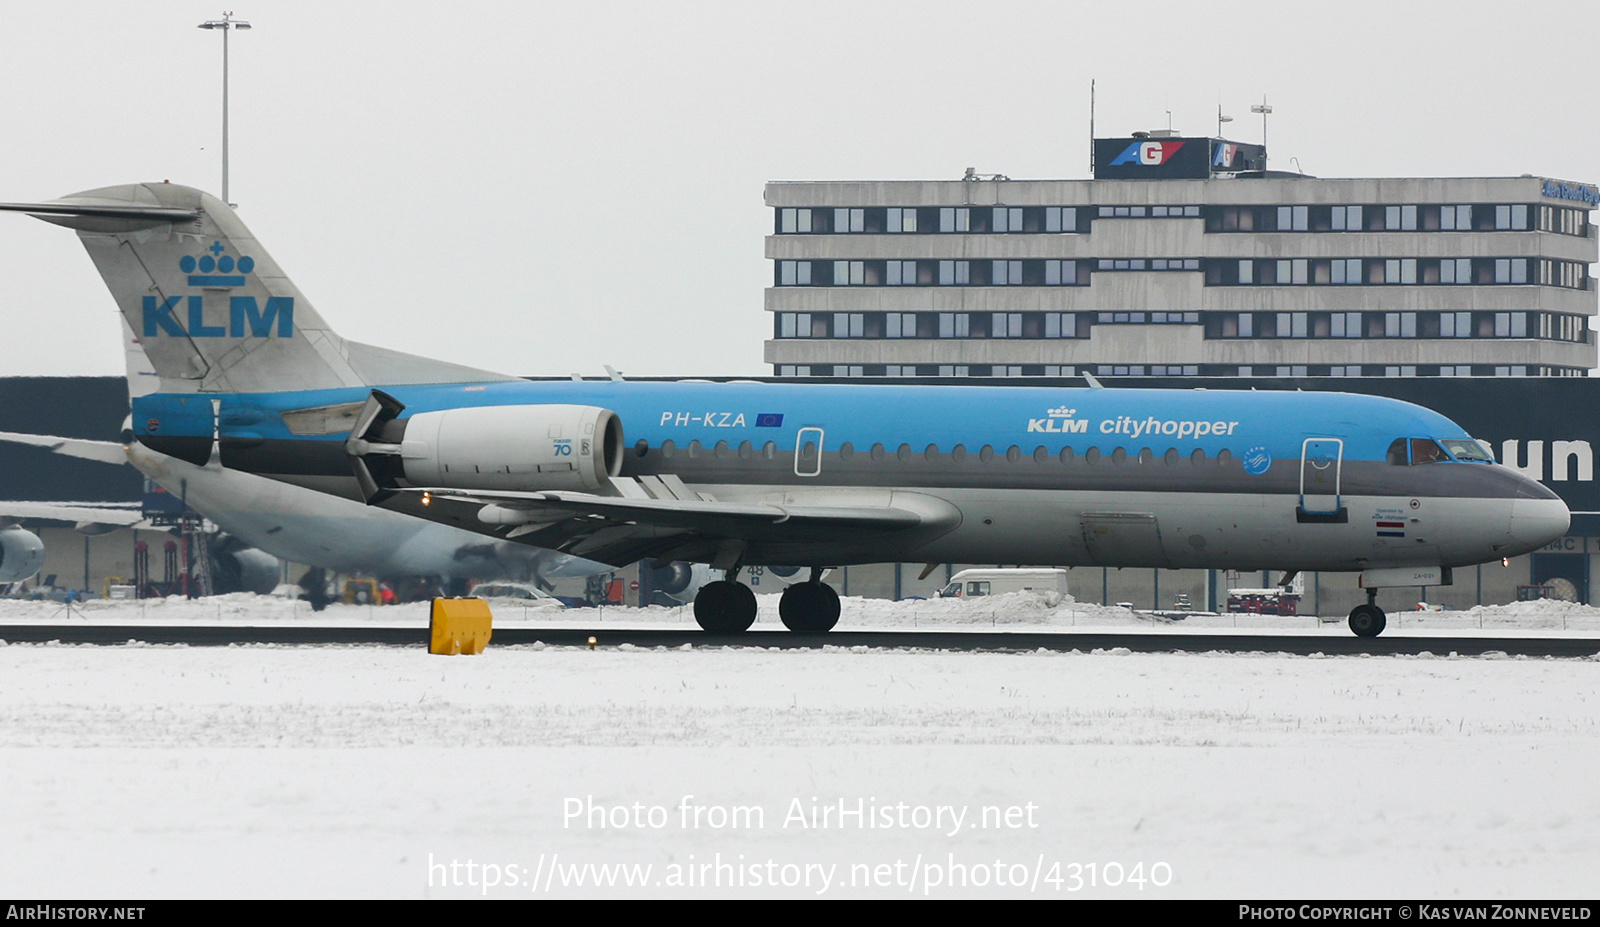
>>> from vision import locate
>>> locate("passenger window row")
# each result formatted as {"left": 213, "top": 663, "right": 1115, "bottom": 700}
{"left": 635, "top": 438, "right": 1240, "bottom": 467}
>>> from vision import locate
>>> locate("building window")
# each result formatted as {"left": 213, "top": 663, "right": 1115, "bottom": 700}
{"left": 886, "top": 260, "right": 917, "bottom": 286}
{"left": 886, "top": 207, "right": 917, "bottom": 233}
{"left": 832, "top": 260, "right": 865, "bottom": 285}
{"left": 1495, "top": 259, "right": 1528, "bottom": 284}
{"left": 777, "top": 208, "right": 812, "bottom": 233}
{"left": 1044, "top": 260, "right": 1081, "bottom": 285}
{"left": 1383, "top": 312, "right": 1418, "bottom": 337}
{"left": 1495, "top": 312, "right": 1528, "bottom": 337}
{"left": 1330, "top": 259, "right": 1362, "bottom": 284}
{"left": 1273, "top": 259, "right": 1309, "bottom": 284}
{"left": 939, "top": 207, "right": 970, "bottom": 232}
{"left": 1495, "top": 204, "right": 1530, "bottom": 230}
{"left": 777, "top": 260, "right": 811, "bottom": 286}
{"left": 1274, "top": 312, "right": 1309, "bottom": 337}
{"left": 833, "top": 208, "right": 864, "bottom": 233}
{"left": 1383, "top": 205, "right": 1418, "bottom": 231}
{"left": 992, "top": 207, "right": 1023, "bottom": 232}
{"left": 1439, "top": 205, "right": 1472, "bottom": 230}
{"left": 938, "top": 314, "right": 970, "bottom": 338}
{"left": 1044, "top": 313, "right": 1078, "bottom": 338}
{"left": 1329, "top": 312, "right": 1361, "bottom": 337}
{"left": 1540, "top": 205, "right": 1588, "bottom": 236}
{"left": 886, "top": 313, "right": 917, "bottom": 338}
{"left": 831, "top": 313, "right": 864, "bottom": 338}
{"left": 991, "top": 313, "right": 1023, "bottom": 337}
{"left": 992, "top": 260, "right": 1023, "bottom": 285}
{"left": 1045, "top": 207, "right": 1078, "bottom": 232}
{"left": 1330, "top": 205, "right": 1363, "bottom": 230}
{"left": 938, "top": 260, "right": 970, "bottom": 285}
{"left": 1383, "top": 259, "right": 1418, "bottom": 284}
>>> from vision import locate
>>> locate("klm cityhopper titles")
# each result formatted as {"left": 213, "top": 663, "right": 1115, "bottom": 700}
{"left": 0, "top": 183, "right": 1570, "bottom": 637}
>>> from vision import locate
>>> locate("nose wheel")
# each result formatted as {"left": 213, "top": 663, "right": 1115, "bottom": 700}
{"left": 1348, "top": 589, "right": 1387, "bottom": 638}
{"left": 693, "top": 580, "right": 757, "bottom": 633}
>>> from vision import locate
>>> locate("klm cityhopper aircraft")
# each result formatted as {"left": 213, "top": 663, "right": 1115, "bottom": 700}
{"left": 0, "top": 183, "right": 1571, "bottom": 636}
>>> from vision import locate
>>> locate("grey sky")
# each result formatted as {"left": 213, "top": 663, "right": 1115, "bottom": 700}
{"left": 0, "top": 0, "right": 1593, "bottom": 380}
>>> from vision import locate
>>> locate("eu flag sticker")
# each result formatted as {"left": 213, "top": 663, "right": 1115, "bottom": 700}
{"left": 755, "top": 413, "right": 784, "bottom": 428}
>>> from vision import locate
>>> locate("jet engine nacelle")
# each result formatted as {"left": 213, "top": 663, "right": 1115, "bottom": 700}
{"left": 650, "top": 560, "right": 723, "bottom": 604}
{"left": 398, "top": 404, "right": 623, "bottom": 493}
{"left": 0, "top": 525, "right": 46, "bottom": 584}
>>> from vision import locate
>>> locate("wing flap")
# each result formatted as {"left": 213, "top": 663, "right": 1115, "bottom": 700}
{"left": 376, "top": 486, "right": 959, "bottom": 567}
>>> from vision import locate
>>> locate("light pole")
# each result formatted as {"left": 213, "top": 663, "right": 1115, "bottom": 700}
{"left": 197, "top": 12, "right": 251, "bottom": 206}
{"left": 1250, "top": 95, "right": 1273, "bottom": 169}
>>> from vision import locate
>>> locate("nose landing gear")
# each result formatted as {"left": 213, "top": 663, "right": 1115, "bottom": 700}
{"left": 1348, "top": 588, "right": 1387, "bottom": 638}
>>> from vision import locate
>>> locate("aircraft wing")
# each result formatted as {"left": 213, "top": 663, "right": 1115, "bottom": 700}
{"left": 0, "top": 500, "right": 145, "bottom": 528}
{"left": 0, "top": 433, "right": 142, "bottom": 530}
{"left": 376, "top": 484, "right": 960, "bottom": 568}
{"left": 0, "top": 430, "right": 130, "bottom": 466}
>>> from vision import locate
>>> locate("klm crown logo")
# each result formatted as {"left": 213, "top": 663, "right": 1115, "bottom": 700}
{"left": 179, "top": 241, "right": 256, "bottom": 287}
{"left": 142, "top": 241, "right": 293, "bottom": 339}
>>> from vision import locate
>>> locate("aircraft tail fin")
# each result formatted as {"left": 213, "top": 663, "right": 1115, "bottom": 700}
{"left": 0, "top": 183, "right": 514, "bottom": 394}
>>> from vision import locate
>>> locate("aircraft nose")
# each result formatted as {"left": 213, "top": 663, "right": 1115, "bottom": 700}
{"left": 1508, "top": 497, "right": 1570, "bottom": 548}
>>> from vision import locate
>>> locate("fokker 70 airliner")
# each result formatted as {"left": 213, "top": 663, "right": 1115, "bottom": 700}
{"left": 0, "top": 183, "right": 1570, "bottom": 636}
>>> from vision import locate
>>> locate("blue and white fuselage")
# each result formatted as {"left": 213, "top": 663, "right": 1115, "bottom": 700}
{"left": 130, "top": 379, "right": 1568, "bottom": 574}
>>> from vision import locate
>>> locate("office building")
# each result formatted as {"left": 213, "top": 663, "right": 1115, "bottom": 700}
{"left": 765, "top": 133, "right": 1598, "bottom": 379}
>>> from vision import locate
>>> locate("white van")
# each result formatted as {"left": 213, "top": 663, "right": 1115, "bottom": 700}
{"left": 936, "top": 568, "right": 1070, "bottom": 599}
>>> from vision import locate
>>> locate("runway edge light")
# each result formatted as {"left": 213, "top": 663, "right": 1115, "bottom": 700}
{"left": 429, "top": 597, "right": 493, "bottom": 655}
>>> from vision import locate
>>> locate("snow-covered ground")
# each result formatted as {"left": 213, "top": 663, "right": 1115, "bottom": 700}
{"left": 11, "top": 588, "right": 1600, "bottom": 634}
{"left": 1, "top": 593, "right": 1597, "bottom": 899}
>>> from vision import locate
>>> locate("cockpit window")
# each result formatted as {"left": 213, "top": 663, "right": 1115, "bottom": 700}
{"left": 1410, "top": 438, "right": 1448, "bottom": 464}
{"left": 1389, "top": 437, "right": 1490, "bottom": 465}
{"left": 1439, "top": 438, "right": 1495, "bottom": 462}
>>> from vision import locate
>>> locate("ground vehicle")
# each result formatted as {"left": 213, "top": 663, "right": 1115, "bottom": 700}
{"left": 1225, "top": 588, "right": 1301, "bottom": 616}
{"left": 468, "top": 582, "right": 567, "bottom": 609}
{"left": 937, "top": 568, "right": 1070, "bottom": 599}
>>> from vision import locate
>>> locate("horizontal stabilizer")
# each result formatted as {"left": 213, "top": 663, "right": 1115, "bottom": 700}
{"left": 0, "top": 198, "right": 197, "bottom": 231}
{"left": 0, "top": 430, "right": 131, "bottom": 466}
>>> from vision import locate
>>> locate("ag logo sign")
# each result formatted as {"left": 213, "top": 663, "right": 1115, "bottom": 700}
{"left": 1110, "top": 140, "right": 1186, "bottom": 167}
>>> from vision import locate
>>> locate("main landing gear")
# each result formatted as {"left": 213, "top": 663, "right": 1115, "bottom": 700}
{"left": 691, "top": 567, "right": 841, "bottom": 634}
{"left": 1348, "top": 588, "right": 1387, "bottom": 638}
{"left": 779, "top": 569, "right": 840, "bottom": 633}
{"left": 692, "top": 579, "right": 758, "bottom": 633}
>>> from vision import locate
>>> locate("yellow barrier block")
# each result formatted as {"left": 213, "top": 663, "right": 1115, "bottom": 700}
{"left": 429, "top": 597, "right": 494, "bottom": 655}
